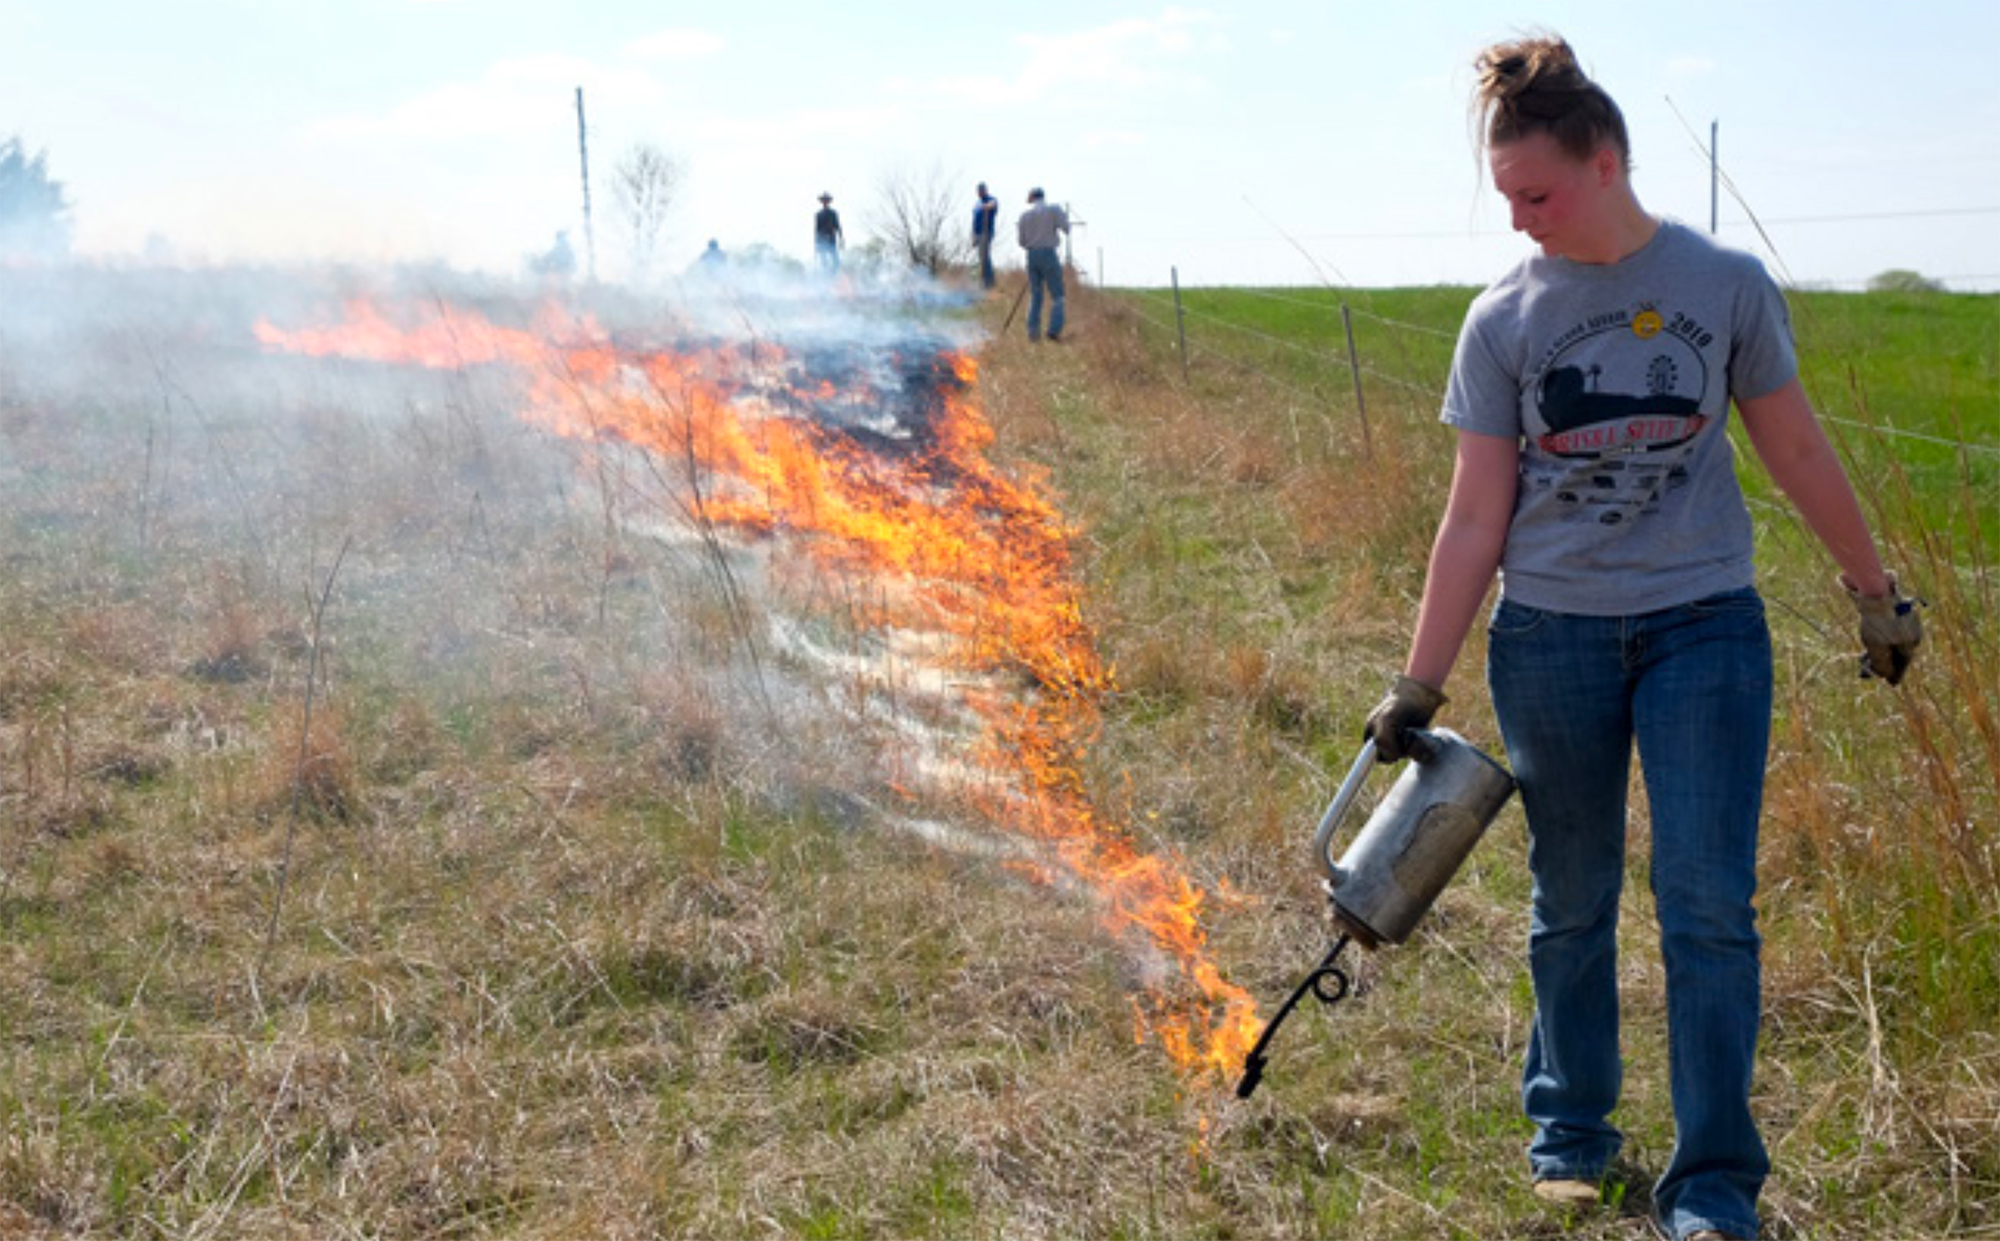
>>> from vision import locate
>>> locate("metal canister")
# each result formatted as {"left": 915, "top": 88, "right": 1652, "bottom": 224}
{"left": 1311, "top": 729, "right": 1517, "bottom": 948}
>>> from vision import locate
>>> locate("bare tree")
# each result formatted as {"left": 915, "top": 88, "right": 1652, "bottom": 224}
{"left": 609, "top": 143, "right": 684, "bottom": 282}
{"left": 871, "top": 161, "right": 970, "bottom": 277}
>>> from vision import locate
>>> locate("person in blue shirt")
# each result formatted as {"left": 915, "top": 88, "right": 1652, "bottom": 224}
{"left": 972, "top": 182, "right": 999, "bottom": 290}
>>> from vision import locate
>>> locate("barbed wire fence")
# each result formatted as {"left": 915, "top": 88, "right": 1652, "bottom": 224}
{"left": 1094, "top": 267, "right": 1996, "bottom": 674}
{"left": 1114, "top": 281, "right": 1448, "bottom": 468}
{"left": 1104, "top": 270, "right": 2000, "bottom": 465}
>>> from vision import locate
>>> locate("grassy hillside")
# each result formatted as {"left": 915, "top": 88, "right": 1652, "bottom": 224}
{"left": 0, "top": 268, "right": 1993, "bottom": 1239}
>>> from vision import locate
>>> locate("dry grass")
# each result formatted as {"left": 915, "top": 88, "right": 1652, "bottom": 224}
{"left": 0, "top": 267, "right": 1992, "bottom": 1239}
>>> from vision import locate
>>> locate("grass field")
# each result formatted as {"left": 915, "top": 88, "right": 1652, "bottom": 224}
{"left": 0, "top": 266, "right": 1994, "bottom": 1239}
{"left": 1103, "top": 274, "right": 2000, "bottom": 1041}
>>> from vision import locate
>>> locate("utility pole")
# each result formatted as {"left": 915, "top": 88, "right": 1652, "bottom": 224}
{"left": 1709, "top": 119, "right": 1719, "bottom": 235}
{"left": 575, "top": 86, "right": 597, "bottom": 282}
{"left": 1063, "top": 202, "right": 1086, "bottom": 271}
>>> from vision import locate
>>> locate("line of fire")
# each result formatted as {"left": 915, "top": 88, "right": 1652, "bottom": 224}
{"left": 253, "top": 293, "right": 1266, "bottom": 1085}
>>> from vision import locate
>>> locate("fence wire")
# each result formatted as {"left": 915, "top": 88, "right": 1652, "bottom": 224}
{"left": 1129, "top": 288, "right": 1353, "bottom": 371}
{"left": 1120, "top": 282, "right": 1996, "bottom": 460}
{"left": 1217, "top": 286, "right": 1462, "bottom": 343}
{"left": 1123, "top": 298, "right": 1337, "bottom": 412}
{"left": 1126, "top": 286, "right": 1452, "bottom": 417}
{"left": 1819, "top": 414, "right": 2000, "bottom": 459}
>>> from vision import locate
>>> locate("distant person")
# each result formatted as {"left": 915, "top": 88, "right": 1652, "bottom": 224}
{"left": 699, "top": 238, "right": 726, "bottom": 268}
{"left": 1362, "top": 33, "right": 1921, "bottom": 1241}
{"left": 972, "top": 181, "right": 1000, "bottom": 290}
{"left": 533, "top": 230, "right": 576, "bottom": 280}
{"left": 1016, "top": 187, "right": 1069, "bottom": 342}
{"left": 813, "top": 192, "right": 844, "bottom": 274}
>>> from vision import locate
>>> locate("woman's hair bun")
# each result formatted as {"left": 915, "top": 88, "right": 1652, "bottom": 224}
{"left": 1476, "top": 37, "right": 1581, "bottom": 103}
{"left": 1472, "top": 34, "right": 1627, "bottom": 165}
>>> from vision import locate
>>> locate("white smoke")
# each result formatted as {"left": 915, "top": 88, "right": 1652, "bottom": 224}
{"left": 0, "top": 254, "right": 997, "bottom": 843}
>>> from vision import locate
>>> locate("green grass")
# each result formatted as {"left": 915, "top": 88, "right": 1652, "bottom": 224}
{"left": 1134, "top": 281, "right": 1998, "bottom": 544}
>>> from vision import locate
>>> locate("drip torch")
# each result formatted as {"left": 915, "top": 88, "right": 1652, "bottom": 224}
{"left": 1237, "top": 728, "right": 1517, "bottom": 1098}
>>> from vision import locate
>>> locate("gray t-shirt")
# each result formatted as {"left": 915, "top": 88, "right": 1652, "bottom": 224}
{"left": 1442, "top": 219, "right": 1797, "bottom": 615}
{"left": 1017, "top": 201, "right": 1069, "bottom": 251}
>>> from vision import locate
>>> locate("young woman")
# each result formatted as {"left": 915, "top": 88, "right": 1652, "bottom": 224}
{"left": 1363, "top": 35, "right": 1923, "bottom": 1241}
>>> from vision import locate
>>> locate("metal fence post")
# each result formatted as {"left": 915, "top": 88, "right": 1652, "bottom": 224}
{"left": 1172, "top": 266, "right": 1190, "bottom": 383}
{"left": 1341, "top": 302, "right": 1372, "bottom": 460}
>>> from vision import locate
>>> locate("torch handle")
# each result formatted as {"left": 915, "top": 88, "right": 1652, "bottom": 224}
{"left": 1001, "top": 277, "right": 1031, "bottom": 332}
{"left": 1313, "top": 740, "right": 1379, "bottom": 883}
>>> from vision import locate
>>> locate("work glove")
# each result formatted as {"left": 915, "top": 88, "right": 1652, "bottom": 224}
{"left": 1363, "top": 674, "right": 1447, "bottom": 764}
{"left": 1844, "top": 572, "right": 1923, "bottom": 685}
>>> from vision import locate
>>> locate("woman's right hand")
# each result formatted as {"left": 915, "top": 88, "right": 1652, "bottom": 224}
{"left": 1364, "top": 675, "right": 1448, "bottom": 762}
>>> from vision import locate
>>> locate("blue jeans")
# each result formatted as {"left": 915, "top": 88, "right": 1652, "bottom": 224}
{"left": 977, "top": 233, "right": 995, "bottom": 288}
{"left": 1487, "top": 587, "right": 1771, "bottom": 1241}
{"left": 816, "top": 239, "right": 839, "bottom": 274}
{"left": 1026, "top": 248, "right": 1064, "bottom": 340}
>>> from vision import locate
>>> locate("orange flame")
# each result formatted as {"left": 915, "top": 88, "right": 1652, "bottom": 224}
{"left": 256, "top": 297, "right": 1265, "bottom": 1083}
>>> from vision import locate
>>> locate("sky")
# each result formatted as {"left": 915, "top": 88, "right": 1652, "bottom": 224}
{"left": 4, "top": 0, "right": 1999, "bottom": 290}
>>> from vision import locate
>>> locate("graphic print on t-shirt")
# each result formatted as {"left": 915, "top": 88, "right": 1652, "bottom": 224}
{"left": 1525, "top": 303, "right": 1715, "bottom": 527}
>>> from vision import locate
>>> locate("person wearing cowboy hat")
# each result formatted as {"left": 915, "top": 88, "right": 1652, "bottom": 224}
{"left": 813, "top": 192, "right": 844, "bottom": 274}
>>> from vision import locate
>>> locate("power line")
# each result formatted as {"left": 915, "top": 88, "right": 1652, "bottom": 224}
{"left": 1723, "top": 206, "right": 2000, "bottom": 227}
{"left": 1121, "top": 204, "right": 2000, "bottom": 245}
